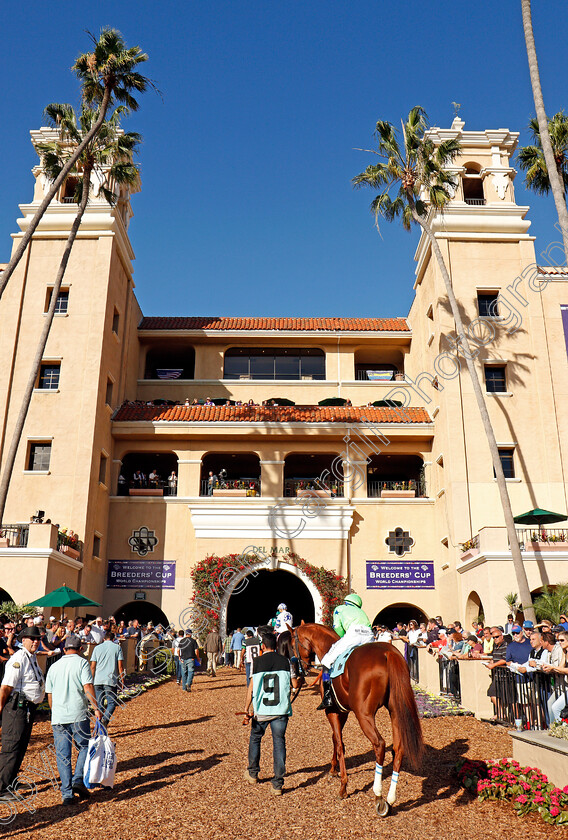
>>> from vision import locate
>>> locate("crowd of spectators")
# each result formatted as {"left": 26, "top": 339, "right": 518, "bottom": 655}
{"left": 371, "top": 613, "right": 568, "bottom": 727}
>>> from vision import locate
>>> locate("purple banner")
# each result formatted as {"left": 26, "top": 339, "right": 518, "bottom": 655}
{"left": 107, "top": 560, "right": 176, "bottom": 589}
{"left": 366, "top": 561, "right": 434, "bottom": 589}
{"left": 561, "top": 305, "right": 568, "bottom": 357}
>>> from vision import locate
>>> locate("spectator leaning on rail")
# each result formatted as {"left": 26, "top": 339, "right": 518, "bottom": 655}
{"left": 542, "top": 630, "right": 568, "bottom": 722}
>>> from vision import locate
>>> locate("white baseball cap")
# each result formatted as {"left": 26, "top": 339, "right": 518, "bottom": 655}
{"left": 33, "top": 616, "right": 43, "bottom": 625}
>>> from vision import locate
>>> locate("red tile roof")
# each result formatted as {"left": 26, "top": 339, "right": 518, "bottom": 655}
{"left": 113, "top": 403, "right": 430, "bottom": 424}
{"left": 138, "top": 316, "right": 409, "bottom": 332}
{"left": 537, "top": 266, "right": 568, "bottom": 275}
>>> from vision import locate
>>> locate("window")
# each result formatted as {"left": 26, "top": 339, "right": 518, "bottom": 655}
{"left": 426, "top": 304, "right": 434, "bottom": 320}
{"left": 45, "top": 288, "right": 69, "bottom": 314}
{"left": 38, "top": 363, "right": 60, "bottom": 390}
{"left": 28, "top": 443, "right": 51, "bottom": 472}
{"left": 99, "top": 454, "right": 107, "bottom": 485}
{"left": 93, "top": 535, "right": 101, "bottom": 557}
{"left": 105, "top": 378, "right": 113, "bottom": 407}
{"left": 463, "top": 166, "right": 485, "bottom": 204}
{"left": 112, "top": 307, "right": 120, "bottom": 335}
{"left": 496, "top": 448, "right": 515, "bottom": 479}
{"left": 485, "top": 365, "right": 506, "bottom": 393}
{"left": 61, "top": 177, "right": 79, "bottom": 203}
{"left": 477, "top": 292, "right": 499, "bottom": 317}
{"left": 223, "top": 348, "right": 325, "bottom": 380}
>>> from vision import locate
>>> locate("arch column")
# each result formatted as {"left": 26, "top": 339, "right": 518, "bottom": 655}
{"left": 259, "top": 460, "right": 284, "bottom": 497}
{"left": 177, "top": 459, "right": 202, "bottom": 496}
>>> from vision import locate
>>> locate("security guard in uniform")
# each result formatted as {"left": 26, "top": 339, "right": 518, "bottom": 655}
{"left": 0, "top": 625, "right": 45, "bottom": 799}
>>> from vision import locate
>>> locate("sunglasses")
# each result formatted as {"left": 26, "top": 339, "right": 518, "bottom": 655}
{"left": 491, "top": 634, "right": 502, "bottom": 638}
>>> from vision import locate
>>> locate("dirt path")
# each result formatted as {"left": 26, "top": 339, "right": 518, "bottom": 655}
{"left": 3, "top": 670, "right": 558, "bottom": 840}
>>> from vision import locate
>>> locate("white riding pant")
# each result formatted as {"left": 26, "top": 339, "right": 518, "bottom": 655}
{"left": 321, "top": 625, "right": 375, "bottom": 669}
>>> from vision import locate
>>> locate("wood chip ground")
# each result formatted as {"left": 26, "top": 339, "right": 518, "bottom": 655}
{"left": 5, "top": 671, "right": 561, "bottom": 839}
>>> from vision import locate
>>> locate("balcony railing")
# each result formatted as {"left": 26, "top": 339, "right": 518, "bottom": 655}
{"left": 284, "top": 479, "right": 344, "bottom": 497}
{"left": 368, "top": 479, "right": 424, "bottom": 497}
{"left": 464, "top": 197, "right": 486, "bottom": 206}
{"left": 355, "top": 370, "right": 404, "bottom": 381}
{"left": 200, "top": 478, "right": 261, "bottom": 497}
{"left": 515, "top": 528, "right": 568, "bottom": 548}
{"left": 120, "top": 479, "right": 178, "bottom": 497}
{"left": 0, "top": 524, "right": 29, "bottom": 547}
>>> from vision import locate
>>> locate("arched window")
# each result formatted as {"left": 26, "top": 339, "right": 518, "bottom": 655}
{"left": 224, "top": 348, "right": 325, "bottom": 380}
{"left": 462, "top": 165, "right": 485, "bottom": 205}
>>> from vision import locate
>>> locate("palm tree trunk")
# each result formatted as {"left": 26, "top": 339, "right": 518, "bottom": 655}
{"left": 0, "top": 87, "right": 111, "bottom": 302}
{"left": 0, "top": 165, "right": 92, "bottom": 525}
{"left": 522, "top": 0, "right": 568, "bottom": 261}
{"left": 411, "top": 206, "right": 536, "bottom": 622}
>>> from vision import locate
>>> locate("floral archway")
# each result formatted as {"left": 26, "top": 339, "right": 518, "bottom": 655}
{"left": 189, "top": 551, "right": 349, "bottom": 638}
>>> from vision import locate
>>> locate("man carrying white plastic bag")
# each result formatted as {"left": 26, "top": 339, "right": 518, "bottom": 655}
{"left": 83, "top": 719, "right": 117, "bottom": 789}
{"left": 46, "top": 634, "right": 103, "bottom": 805}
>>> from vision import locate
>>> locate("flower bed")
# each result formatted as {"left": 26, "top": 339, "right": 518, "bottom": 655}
{"left": 454, "top": 757, "right": 568, "bottom": 825}
{"left": 413, "top": 687, "right": 473, "bottom": 718}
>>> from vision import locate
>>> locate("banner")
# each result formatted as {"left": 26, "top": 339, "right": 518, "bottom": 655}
{"left": 366, "top": 560, "right": 434, "bottom": 589}
{"left": 106, "top": 560, "right": 176, "bottom": 589}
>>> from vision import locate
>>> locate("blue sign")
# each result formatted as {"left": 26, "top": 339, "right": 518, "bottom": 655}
{"left": 366, "top": 561, "right": 434, "bottom": 589}
{"left": 107, "top": 560, "right": 176, "bottom": 589}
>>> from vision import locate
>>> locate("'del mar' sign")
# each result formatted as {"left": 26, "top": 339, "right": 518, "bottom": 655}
{"left": 128, "top": 526, "right": 158, "bottom": 557}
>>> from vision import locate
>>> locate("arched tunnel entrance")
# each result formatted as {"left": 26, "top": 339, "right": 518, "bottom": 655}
{"left": 226, "top": 569, "right": 315, "bottom": 631}
{"left": 115, "top": 601, "right": 170, "bottom": 627}
{"left": 373, "top": 602, "right": 428, "bottom": 628}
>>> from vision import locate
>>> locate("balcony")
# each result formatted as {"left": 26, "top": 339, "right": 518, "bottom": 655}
{"left": 284, "top": 478, "right": 344, "bottom": 498}
{"left": 200, "top": 478, "right": 261, "bottom": 497}
{"left": 368, "top": 479, "right": 424, "bottom": 498}
{"left": 464, "top": 197, "right": 486, "bottom": 206}
{"left": 0, "top": 524, "right": 29, "bottom": 547}
{"left": 516, "top": 528, "right": 568, "bottom": 551}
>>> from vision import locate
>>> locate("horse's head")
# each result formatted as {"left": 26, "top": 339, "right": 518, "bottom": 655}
{"left": 293, "top": 621, "right": 317, "bottom": 670}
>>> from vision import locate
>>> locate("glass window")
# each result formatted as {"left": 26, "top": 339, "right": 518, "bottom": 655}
{"left": 38, "top": 364, "right": 60, "bottom": 390}
{"left": 485, "top": 365, "right": 506, "bottom": 393}
{"left": 477, "top": 292, "right": 499, "bottom": 317}
{"left": 112, "top": 308, "right": 120, "bottom": 334}
{"left": 28, "top": 443, "right": 51, "bottom": 471}
{"left": 45, "top": 288, "right": 69, "bottom": 314}
{"left": 496, "top": 448, "right": 515, "bottom": 479}
{"left": 99, "top": 455, "right": 107, "bottom": 485}
{"left": 105, "top": 378, "right": 113, "bottom": 406}
{"left": 93, "top": 535, "right": 101, "bottom": 557}
{"left": 224, "top": 348, "right": 325, "bottom": 380}
{"left": 249, "top": 353, "right": 273, "bottom": 379}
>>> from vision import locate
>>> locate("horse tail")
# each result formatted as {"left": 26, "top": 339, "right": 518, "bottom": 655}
{"left": 386, "top": 650, "right": 424, "bottom": 770}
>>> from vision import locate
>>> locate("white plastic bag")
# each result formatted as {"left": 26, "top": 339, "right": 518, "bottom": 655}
{"left": 83, "top": 720, "right": 117, "bottom": 789}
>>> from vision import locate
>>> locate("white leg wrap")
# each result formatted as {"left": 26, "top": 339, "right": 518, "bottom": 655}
{"left": 372, "top": 763, "right": 383, "bottom": 796}
{"left": 387, "top": 771, "right": 399, "bottom": 805}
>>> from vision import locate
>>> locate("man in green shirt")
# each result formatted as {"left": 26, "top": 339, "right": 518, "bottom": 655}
{"left": 90, "top": 631, "right": 124, "bottom": 728}
{"left": 45, "top": 634, "right": 102, "bottom": 805}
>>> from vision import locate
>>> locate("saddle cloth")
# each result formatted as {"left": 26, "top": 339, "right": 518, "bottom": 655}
{"left": 330, "top": 643, "right": 360, "bottom": 678}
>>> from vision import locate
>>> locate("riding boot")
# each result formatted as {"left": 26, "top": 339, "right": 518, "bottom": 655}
{"left": 317, "top": 669, "right": 334, "bottom": 710}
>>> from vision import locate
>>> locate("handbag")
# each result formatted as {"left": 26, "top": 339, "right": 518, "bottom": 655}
{"left": 83, "top": 719, "right": 117, "bottom": 789}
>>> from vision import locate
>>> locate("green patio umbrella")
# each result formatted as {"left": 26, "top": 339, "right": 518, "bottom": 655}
{"left": 27, "top": 585, "right": 101, "bottom": 609}
{"left": 513, "top": 508, "right": 568, "bottom": 527}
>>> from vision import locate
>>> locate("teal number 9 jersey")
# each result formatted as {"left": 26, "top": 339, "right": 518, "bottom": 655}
{"left": 252, "top": 652, "right": 292, "bottom": 718}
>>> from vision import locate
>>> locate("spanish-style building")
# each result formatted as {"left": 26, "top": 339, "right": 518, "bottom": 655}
{"left": 1, "top": 117, "right": 567, "bottom": 631}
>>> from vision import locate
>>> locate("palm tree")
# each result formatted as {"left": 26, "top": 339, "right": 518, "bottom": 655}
{"left": 0, "top": 104, "right": 140, "bottom": 524}
{"left": 0, "top": 27, "right": 151, "bottom": 301}
{"left": 518, "top": 113, "right": 568, "bottom": 196}
{"left": 521, "top": 0, "right": 568, "bottom": 262}
{"left": 533, "top": 584, "right": 568, "bottom": 625}
{"left": 353, "top": 106, "right": 536, "bottom": 622}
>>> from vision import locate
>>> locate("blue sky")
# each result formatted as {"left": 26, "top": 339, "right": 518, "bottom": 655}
{"left": 1, "top": 1, "right": 567, "bottom": 317}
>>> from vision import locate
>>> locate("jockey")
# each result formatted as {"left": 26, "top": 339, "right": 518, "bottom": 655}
{"left": 317, "top": 592, "right": 374, "bottom": 710}
{"left": 273, "top": 603, "right": 293, "bottom": 636}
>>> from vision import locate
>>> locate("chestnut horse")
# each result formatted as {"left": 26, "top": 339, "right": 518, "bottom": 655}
{"left": 286, "top": 622, "right": 423, "bottom": 815}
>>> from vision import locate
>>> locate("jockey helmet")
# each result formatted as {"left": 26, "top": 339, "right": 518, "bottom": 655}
{"left": 344, "top": 593, "right": 362, "bottom": 608}
{"left": 277, "top": 603, "right": 287, "bottom": 610}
